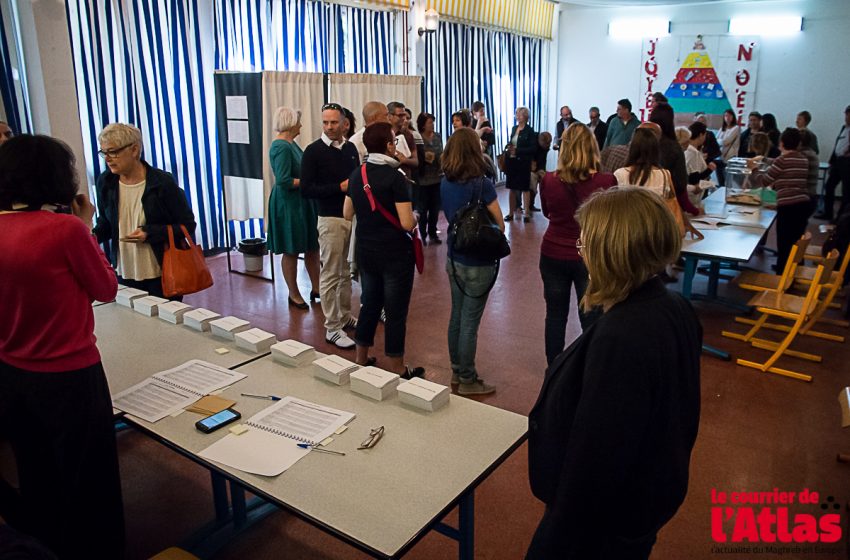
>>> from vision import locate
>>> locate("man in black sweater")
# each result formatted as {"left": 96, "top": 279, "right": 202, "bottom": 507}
{"left": 301, "top": 103, "right": 361, "bottom": 349}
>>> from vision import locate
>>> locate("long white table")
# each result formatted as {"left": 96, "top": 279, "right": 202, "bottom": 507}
{"left": 681, "top": 188, "right": 777, "bottom": 306}
{"left": 94, "top": 303, "right": 266, "bottom": 396}
{"left": 95, "top": 304, "right": 528, "bottom": 559}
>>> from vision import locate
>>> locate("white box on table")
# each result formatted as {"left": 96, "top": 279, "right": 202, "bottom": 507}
{"left": 313, "top": 354, "right": 359, "bottom": 385}
{"left": 209, "top": 316, "right": 251, "bottom": 340}
{"left": 235, "top": 328, "right": 277, "bottom": 353}
{"left": 271, "top": 339, "right": 316, "bottom": 367}
{"left": 115, "top": 288, "right": 147, "bottom": 308}
{"left": 158, "top": 301, "right": 193, "bottom": 324}
{"left": 133, "top": 295, "right": 169, "bottom": 317}
{"left": 397, "top": 377, "right": 450, "bottom": 412}
{"left": 350, "top": 366, "right": 399, "bottom": 401}
{"left": 183, "top": 308, "right": 221, "bottom": 332}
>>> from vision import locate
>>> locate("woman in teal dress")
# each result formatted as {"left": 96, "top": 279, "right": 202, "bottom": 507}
{"left": 268, "top": 107, "right": 320, "bottom": 310}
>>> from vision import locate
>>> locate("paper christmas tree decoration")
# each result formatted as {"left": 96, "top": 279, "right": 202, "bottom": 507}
{"left": 663, "top": 47, "right": 733, "bottom": 116}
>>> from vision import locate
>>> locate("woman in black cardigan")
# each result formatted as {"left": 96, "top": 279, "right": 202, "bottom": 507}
{"left": 504, "top": 106, "right": 538, "bottom": 223}
{"left": 526, "top": 187, "right": 702, "bottom": 560}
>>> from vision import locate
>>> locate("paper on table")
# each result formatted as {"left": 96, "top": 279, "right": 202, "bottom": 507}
{"left": 199, "top": 428, "right": 310, "bottom": 477}
{"left": 227, "top": 120, "right": 249, "bottom": 144}
{"left": 153, "top": 360, "right": 246, "bottom": 395}
{"left": 313, "top": 354, "right": 358, "bottom": 375}
{"left": 225, "top": 96, "right": 248, "bottom": 119}
{"left": 246, "top": 396, "right": 355, "bottom": 446}
{"left": 112, "top": 379, "right": 198, "bottom": 423}
{"left": 691, "top": 217, "right": 723, "bottom": 230}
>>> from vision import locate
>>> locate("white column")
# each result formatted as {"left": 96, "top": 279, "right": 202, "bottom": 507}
{"left": 15, "top": 0, "right": 87, "bottom": 188}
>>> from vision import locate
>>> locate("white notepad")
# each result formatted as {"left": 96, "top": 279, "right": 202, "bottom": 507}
{"left": 133, "top": 295, "right": 169, "bottom": 317}
{"left": 313, "top": 354, "right": 359, "bottom": 385}
{"left": 199, "top": 396, "right": 355, "bottom": 477}
{"left": 397, "top": 377, "right": 450, "bottom": 412}
{"left": 350, "top": 366, "right": 400, "bottom": 401}
{"left": 158, "top": 301, "right": 193, "bottom": 324}
{"left": 112, "top": 360, "right": 247, "bottom": 423}
{"left": 271, "top": 339, "right": 315, "bottom": 367}
{"left": 234, "top": 328, "right": 276, "bottom": 353}
{"left": 210, "top": 316, "right": 251, "bottom": 340}
{"left": 184, "top": 308, "right": 221, "bottom": 331}
{"left": 115, "top": 288, "right": 147, "bottom": 308}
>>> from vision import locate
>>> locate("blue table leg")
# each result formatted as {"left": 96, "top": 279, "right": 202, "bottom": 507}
{"left": 458, "top": 492, "right": 474, "bottom": 560}
{"left": 682, "top": 257, "right": 698, "bottom": 299}
{"left": 211, "top": 472, "right": 228, "bottom": 522}
{"left": 707, "top": 261, "right": 721, "bottom": 298}
{"left": 230, "top": 481, "right": 247, "bottom": 528}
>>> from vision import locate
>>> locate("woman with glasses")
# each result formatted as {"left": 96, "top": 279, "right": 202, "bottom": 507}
{"left": 93, "top": 123, "right": 197, "bottom": 298}
{"left": 539, "top": 123, "right": 616, "bottom": 366}
{"left": 268, "top": 107, "right": 321, "bottom": 309}
{"left": 527, "top": 187, "right": 702, "bottom": 560}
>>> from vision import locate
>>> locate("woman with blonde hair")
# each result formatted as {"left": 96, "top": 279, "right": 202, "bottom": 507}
{"left": 527, "top": 187, "right": 702, "bottom": 559}
{"left": 440, "top": 127, "right": 505, "bottom": 395}
{"left": 538, "top": 123, "right": 616, "bottom": 365}
{"left": 268, "top": 106, "right": 321, "bottom": 310}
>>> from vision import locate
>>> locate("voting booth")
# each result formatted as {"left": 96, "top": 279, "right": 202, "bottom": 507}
{"left": 213, "top": 71, "right": 421, "bottom": 280}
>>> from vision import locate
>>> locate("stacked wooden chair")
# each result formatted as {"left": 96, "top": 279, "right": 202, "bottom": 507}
{"left": 722, "top": 250, "right": 840, "bottom": 382}
{"left": 733, "top": 232, "right": 810, "bottom": 300}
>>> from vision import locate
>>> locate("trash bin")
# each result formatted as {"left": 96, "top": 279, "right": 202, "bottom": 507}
{"left": 237, "top": 238, "right": 267, "bottom": 272}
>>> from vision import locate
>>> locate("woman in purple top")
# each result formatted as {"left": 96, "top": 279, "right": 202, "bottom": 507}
{"left": 539, "top": 123, "right": 616, "bottom": 365}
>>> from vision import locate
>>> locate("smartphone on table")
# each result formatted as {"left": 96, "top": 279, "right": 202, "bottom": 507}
{"left": 195, "top": 408, "right": 241, "bottom": 433}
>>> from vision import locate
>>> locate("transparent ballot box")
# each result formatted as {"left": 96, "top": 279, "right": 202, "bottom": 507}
{"left": 724, "top": 159, "right": 766, "bottom": 206}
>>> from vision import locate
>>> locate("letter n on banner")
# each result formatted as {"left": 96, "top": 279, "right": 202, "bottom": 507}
{"left": 718, "top": 36, "right": 759, "bottom": 126}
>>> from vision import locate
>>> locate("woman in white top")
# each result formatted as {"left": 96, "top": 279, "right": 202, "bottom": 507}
{"left": 613, "top": 127, "right": 670, "bottom": 198}
{"left": 716, "top": 109, "right": 741, "bottom": 161}
{"left": 683, "top": 122, "right": 718, "bottom": 207}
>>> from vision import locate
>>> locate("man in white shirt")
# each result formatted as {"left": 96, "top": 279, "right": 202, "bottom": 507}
{"left": 387, "top": 101, "right": 418, "bottom": 179}
{"left": 816, "top": 105, "right": 850, "bottom": 221}
{"left": 349, "top": 101, "right": 390, "bottom": 163}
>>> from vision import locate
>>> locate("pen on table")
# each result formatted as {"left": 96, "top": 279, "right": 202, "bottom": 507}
{"left": 240, "top": 393, "right": 281, "bottom": 401}
{"left": 297, "top": 443, "right": 345, "bottom": 456}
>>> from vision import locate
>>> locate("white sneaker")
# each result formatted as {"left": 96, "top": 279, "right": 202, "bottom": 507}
{"left": 326, "top": 330, "right": 355, "bottom": 349}
{"left": 343, "top": 316, "right": 358, "bottom": 331}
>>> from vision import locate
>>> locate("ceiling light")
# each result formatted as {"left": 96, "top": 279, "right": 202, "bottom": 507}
{"left": 608, "top": 19, "right": 670, "bottom": 39}
{"left": 728, "top": 16, "right": 802, "bottom": 36}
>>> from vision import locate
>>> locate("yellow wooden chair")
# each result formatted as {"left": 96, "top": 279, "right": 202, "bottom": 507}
{"left": 734, "top": 232, "right": 811, "bottom": 300}
{"left": 721, "top": 250, "right": 840, "bottom": 382}
{"left": 149, "top": 548, "right": 200, "bottom": 560}
{"left": 792, "top": 239, "right": 850, "bottom": 328}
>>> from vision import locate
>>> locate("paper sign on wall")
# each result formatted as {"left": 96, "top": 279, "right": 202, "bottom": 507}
{"left": 225, "top": 96, "right": 248, "bottom": 119}
{"left": 227, "top": 120, "right": 249, "bottom": 144}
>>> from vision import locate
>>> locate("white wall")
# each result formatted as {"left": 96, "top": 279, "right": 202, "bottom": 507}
{"left": 554, "top": 0, "right": 850, "bottom": 160}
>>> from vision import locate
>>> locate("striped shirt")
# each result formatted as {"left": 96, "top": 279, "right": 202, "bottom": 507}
{"left": 753, "top": 150, "right": 811, "bottom": 207}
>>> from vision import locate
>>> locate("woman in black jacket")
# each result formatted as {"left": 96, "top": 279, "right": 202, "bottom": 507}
{"left": 93, "top": 123, "right": 197, "bottom": 298}
{"left": 504, "top": 106, "right": 538, "bottom": 223}
{"left": 527, "top": 187, "right": 702, "bottom": 560}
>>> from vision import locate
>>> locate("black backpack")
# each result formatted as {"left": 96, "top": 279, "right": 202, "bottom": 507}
{"left": 447, "top": 179, "right": 511, "bottom": 297}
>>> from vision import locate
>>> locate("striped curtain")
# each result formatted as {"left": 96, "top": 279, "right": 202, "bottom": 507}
{"left": 424, "top": 20, "right": 548, "bottom": 151}
{"left": 0, "top": 0, "right": 32, "bottom": 134}
{"left": 65, "top": 0, "right": 224, "bottom": 249}
{"left": 326, "top": 3, "right": 404, "bottom": 75}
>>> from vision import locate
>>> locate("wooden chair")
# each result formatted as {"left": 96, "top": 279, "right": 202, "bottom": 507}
{"left": 734, "top": 232, "right": 811, "bottom": 301}
{"left": 149, "top": 548, "right": 200, "bottom": 560}
{"left": 721, "top": 250, "right": 840, "bottom": 382}
{"left": 792, "top": 239, "right": 850, "bottom": 328}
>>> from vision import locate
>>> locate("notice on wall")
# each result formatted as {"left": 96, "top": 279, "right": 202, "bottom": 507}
{"left": 225, "top": 95, "right": 248, "bottom": 120}
{"left": 227, "top": 120, "right": 250, "bottom": 144}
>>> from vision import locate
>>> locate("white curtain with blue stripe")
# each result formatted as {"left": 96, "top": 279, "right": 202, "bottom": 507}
{"left": 327, "top": 4, "right": 404, "bottom": 75}
{"left": 424, "top": 21, "right": 548, "bottom": 152}
{"left": 66, "top": 0, "right": 223, "bottom": 249}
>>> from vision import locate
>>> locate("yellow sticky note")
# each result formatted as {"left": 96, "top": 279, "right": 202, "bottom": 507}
{"left": 334, "top": 425, "right": 348, "bottom": 435}
{"left": 320, "top": 437, "right": 334, "bottom": 446}
{"left": 215, "top": 347, "right": 230, "bottom": 355}
{"left": 229, "top": 424, "right": 249, "bottom": 435}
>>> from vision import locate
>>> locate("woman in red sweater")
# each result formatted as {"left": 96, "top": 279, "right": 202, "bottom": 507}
{"left": 0, "top": 135, "right": 124, "bottom": 558}
{"left": 539, "top": 123, "right": 616, "bottom": 365}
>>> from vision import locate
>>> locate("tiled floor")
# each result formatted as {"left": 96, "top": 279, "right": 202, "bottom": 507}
{"left": 115, "top": 189, "right": 850, "bottom": 559}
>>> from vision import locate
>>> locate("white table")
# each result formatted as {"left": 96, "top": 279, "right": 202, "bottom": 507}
{"left": 94, "top": 303, "right": 267, "bottom": 396}
{"left": 681, "top": 188, "right": 777, "bottom": 304}
{"left": 115, "top": 354, "right": 527, "bottom": 559}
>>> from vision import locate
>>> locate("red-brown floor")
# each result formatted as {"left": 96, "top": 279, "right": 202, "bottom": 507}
{"left": 116, "top": 189, "right": 850, "bottom": 559}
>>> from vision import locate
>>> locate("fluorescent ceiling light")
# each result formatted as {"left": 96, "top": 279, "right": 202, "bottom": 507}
{"left": 608, "top": 19, "right": 670, "bottom": 39}
{"left": 729, "top": 16, "right": 802, "bottom": 36}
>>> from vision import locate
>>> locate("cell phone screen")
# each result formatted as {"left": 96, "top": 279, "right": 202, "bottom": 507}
{"left": 198, "top": 409, "right": 239, "bottom": 431}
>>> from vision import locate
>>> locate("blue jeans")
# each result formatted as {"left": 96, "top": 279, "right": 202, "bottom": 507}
{"left": 539, "top": 254, "right": 600, "bottom": 366}
{"left": 354, "top": 249, "right": 415, "bottom": 357}
{"left": 446, "top": 260, "right": 496, "bottom": 382}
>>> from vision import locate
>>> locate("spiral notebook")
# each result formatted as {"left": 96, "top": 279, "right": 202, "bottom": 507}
{"left": 199, "top": 397, "right": 355, "bottom": 476}
{"left": 112, "top": 360, "right": 247, "bottom": 423}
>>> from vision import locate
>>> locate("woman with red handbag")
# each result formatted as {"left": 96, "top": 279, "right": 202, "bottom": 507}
{"left": 343, "top": 122, "right": 425, "bottom": 379}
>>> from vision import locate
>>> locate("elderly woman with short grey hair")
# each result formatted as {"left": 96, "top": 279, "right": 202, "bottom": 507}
{"left": 504, "top": 106, "right": 538, "bottom": 223}
{"left": 93, "top": 122, "right": 197, "bottom": 298}
{"left": 268, "top": 106, "right": 321, "bottom": 310}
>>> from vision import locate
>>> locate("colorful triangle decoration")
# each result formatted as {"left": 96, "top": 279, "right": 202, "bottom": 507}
{"left": 664, "top": 51, "right": 733, "bottom": 115}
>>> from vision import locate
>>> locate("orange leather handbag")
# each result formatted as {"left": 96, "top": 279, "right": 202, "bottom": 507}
{"left": 161, "top": 225, "right": 214, "bottom": 297}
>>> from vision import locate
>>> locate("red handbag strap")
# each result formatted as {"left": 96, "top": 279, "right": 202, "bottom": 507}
{"left": 360, "top": 164, "right": 406, "bottom": 232}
